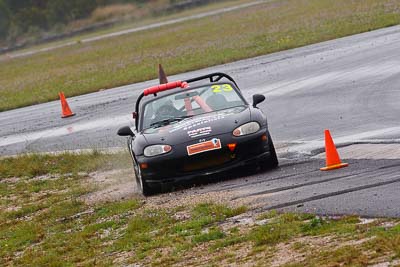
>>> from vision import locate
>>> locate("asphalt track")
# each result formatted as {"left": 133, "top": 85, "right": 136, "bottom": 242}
{"left": 1, "top": 25, "right": 400, "bottom": 217}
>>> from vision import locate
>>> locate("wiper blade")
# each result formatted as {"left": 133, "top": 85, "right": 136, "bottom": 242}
{"left": 177, "top": 115, "right": 194, "bottom": 120}
{"left": 150, "top": 115, "right": 193, "bottom": 128}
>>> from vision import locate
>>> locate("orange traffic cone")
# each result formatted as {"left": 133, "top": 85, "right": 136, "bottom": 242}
{"left": 320, "top": 129, "right": 348, "bottom": 171}
{"left": 158, "top": 64, "right": 168, "bottom": 84}
{"left": 59, "top": 92, "right": 75, "bottom": 118}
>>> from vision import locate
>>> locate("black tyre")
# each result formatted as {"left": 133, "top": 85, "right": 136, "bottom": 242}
{"left": 260, "top": 133, "right": 279, "bottom": 170}
{"left": 133, "top": 159, "right": 156, "bottom": 196}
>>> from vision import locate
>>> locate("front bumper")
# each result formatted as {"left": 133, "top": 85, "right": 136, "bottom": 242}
{"left": 136, "top": 129, "right": 272, "bottom": 185}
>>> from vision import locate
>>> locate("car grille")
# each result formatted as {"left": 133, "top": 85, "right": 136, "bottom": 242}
{"left": 182, "top": 150, "right": 232, "bottom": 172}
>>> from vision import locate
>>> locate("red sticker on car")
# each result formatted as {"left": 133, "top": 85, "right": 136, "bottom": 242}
{"left": 187, "top": 138, "right": 221, "bottom": 156}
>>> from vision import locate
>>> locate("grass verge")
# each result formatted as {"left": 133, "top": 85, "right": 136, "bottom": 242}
{"left": 0, "top": 0, "right": 400, "bottom": 111}
{"left": 1, "top": 152, "right": 400, "bottom": 266}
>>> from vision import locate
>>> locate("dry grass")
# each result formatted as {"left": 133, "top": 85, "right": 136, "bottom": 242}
{"left": 0, "top": 0, "right": 400, "bottom": 111}
{"left": 64, "top": 3, "right": 144, "bottom": 33}
{"left": 70, "top": 0, "right": 169, "bottom": 29}
{"left": 91, "top": 4, "right": 141, "bottom": 22}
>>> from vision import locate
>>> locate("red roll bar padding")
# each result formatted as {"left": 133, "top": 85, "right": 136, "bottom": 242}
{"left": 143, "top": 80, "right": 185, "bottom": 96}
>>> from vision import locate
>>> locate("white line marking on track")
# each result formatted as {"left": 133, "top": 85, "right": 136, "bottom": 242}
{"left": 0, "top": 115, "right": 132, "bottom": 147}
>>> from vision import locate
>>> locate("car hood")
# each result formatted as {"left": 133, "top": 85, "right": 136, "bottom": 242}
{"left": 142, "top": 106, "right": 250, "bottom": 145}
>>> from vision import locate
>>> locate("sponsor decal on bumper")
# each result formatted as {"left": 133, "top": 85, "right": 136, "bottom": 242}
{"left": 187, "top": 138, "right": 221, "bottom": 156}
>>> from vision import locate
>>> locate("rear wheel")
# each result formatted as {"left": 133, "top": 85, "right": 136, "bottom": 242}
{"left": 260, "top": 133, "right": 279, "bottom": 170}
{"left": 133, "top": 159, "right": 155, "bottom": 196}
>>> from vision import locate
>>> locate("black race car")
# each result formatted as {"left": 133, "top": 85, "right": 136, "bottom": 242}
{"left": 118, "top": 73, "right": 278, "bottom": 195}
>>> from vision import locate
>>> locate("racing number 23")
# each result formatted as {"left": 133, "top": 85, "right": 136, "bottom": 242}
{"left": 211, "top": 84, "right": 233, "bottom": 93}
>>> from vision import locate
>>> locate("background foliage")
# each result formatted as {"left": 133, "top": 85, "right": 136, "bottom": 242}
{"left": 0, "top": 0, "right": 202, "bottom": 44}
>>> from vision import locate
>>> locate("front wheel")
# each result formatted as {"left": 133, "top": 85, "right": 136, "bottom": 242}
{"left": 133, "top": 159, "right": 156, "bottom": 196}
{"left": 260, "top": 133, "right": 279, "bottom": 171}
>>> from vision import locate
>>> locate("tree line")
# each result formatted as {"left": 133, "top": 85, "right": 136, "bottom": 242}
{"left": 0, "top": 0, "right": 148, "bottom": 42}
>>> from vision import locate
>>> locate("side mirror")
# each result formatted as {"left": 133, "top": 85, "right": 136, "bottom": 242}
{"left": 252, "top": 94, "right": 265, "bottom": 108}
{"left": 117, "top": 126, "right": 134, "bottom": 137}
{"left": 132, "top": 112, "right": 137, "bottom": 119}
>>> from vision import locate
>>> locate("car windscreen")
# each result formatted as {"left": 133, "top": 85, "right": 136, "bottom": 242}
{"left": 141, "top": 83, "right": 245, "bottom": 129}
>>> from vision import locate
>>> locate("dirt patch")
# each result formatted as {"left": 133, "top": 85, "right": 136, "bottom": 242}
{"left": 79, "top": 166, "right": 262, "bottom": 209}
{"left": 269, "top": 235, "right": 377, "bottom": 266}
{"left": 370, "top": 259, "right": 400, "bottom": 267}
{"left": 143, "top": 189, "right": 238, "bottom": 210}
{"left": 31, "top": 174, "right": 63, "bottom": 181}
{"left": 112, "top": 251, "right": 136, "bottom": 265}
{"left": 81, "top": 169, "right": 139, "bottom": 205}
{"left": 5, "top": 205, "right": 22, "bottom": 212}
{"left": 174, "top": 241, "right": 262, "bottom": 267}
{"left": 270, "top": 241, "right": 306, "bottom": 267}
{"left": 2, "top": 177, "right": 20, "bottom": 183}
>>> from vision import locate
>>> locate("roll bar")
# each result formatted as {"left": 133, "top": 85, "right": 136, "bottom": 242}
{"left": 134, "top": 72, "right": 239, "bottom": 130}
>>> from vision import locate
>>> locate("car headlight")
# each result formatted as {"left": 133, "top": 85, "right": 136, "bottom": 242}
{"left": 144, "top": 144, "right": 172, "bottom": 157}
{"left": 233, "top": 122, "right": 260, "bottom": 136}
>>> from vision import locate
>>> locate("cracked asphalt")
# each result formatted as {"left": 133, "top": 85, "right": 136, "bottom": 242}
{"left": 1, "top": 25, "right": 400, "bottom": 217}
